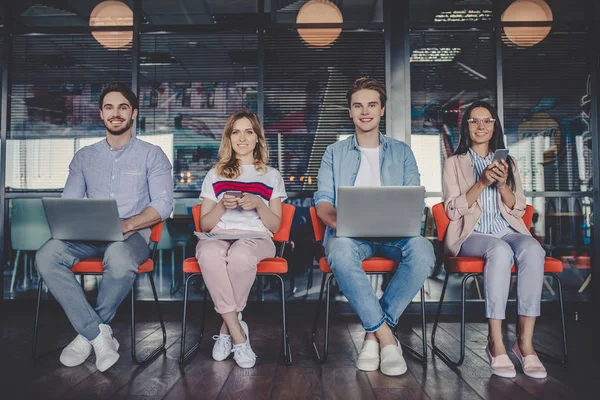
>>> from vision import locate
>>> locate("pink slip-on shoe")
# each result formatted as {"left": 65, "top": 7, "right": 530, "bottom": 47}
{"left": 512, "top": 342, "right": 547, "bottom": 379}
{"left": 486, "top": 344, "right": 517, "bottom": 378}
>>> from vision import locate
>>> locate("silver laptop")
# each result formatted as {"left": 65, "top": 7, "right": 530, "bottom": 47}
{"left": 336, "top": 186, "right": 425, "bottom": 238}
{"left": 42, "top": 198, "right": 124, "bottom": 241}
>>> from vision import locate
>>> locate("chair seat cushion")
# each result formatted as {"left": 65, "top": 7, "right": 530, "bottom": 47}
{"left": 319, "top": 257, "right": 397, "bottom": 273}
{"left": 71, "top": 258, "right": 154, "bottom": 274}
{"left": 182, "top": 257, "right": 288, "bottom": 274}
{"left": 445, "top": 256, "right": 563, "bottom": 274}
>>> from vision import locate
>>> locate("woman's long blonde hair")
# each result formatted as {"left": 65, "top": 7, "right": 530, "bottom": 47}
{"left": 215, "top": 109, "right": 269, "bottom": 179}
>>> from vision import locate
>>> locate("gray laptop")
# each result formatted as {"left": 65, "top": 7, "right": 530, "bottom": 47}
{"left": 42, "top": 198, "right": 124, "bottom": 241}
{"left": 336, "top": 186, "right": 425, "bottom": 238}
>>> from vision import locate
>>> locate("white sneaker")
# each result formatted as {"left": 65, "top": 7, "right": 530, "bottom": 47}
{"left": 380, "top": 337, "right": 407, "bottom": 376}
{"left": 212, "top": 333, "right": 233, "bottom": 361}
{"left": 90, "top": 324, "right": 120, "bottom": 372}
{"left": 232, "top": 320, "right": 256, "bottom": 368}
{"left": 60, "top": 335, "right": 92, "bottom": 367}
{"left": 356, "top": 339, "right": 380, "bottom": 371}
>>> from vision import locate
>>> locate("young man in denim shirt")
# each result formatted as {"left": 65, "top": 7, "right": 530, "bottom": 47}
{"left": 314, "top": 77, "right": 434, "bottom": 376}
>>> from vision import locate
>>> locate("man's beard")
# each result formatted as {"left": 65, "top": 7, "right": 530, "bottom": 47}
{"left": 105, "top": 117, "right": 134, "bottom": 136}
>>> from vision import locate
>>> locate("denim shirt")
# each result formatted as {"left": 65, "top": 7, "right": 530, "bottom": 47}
{"left": 314, "top": 133, "right": 421, "bottom": 246}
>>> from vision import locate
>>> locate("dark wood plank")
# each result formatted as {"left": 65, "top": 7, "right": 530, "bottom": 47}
{"left": 163, "top": 360, "right": 234, "bottom": 400}
{"left": 111, "top": 329, "right": 185, "bottom": 398}
{"left": 218, "top": 375, "right": 274, "bottom": 400}
{"left": 374, "top": 388, "right": 430, "bottom": 400}
{"left": 403, "top": 324, "right": 483, "bottom": 400}
{"left": 269, "top": 368, "right": 323, "bottom": 400}
{"left": 321, "top": 368, "right": 376, "bottom": 400}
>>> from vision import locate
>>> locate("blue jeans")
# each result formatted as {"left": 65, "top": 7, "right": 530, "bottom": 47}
{"left": 325, "top": 235, "right": 435, "bottom": 332}
{"left": 35, "top": 233, "right": 149, "bottom": 340}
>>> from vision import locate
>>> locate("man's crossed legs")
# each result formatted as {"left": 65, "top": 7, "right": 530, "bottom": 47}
{"left": 36, "top": 233, "right": 149, "bottom": 371}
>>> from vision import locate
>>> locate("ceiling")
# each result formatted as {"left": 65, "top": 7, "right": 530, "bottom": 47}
{"left": 12, "top": 0, "right": 382, "bottom": 27}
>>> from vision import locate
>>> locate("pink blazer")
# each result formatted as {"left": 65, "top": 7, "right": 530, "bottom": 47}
{"left": 441, "top": 153, "right": 530, "bottom": 256}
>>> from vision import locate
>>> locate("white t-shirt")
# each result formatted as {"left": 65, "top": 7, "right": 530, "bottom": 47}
{"left": 354, "top": 146, "right": 381, "bottom": 186}
{"left": 200, "top": 165, "right": 287, "bottom": 234}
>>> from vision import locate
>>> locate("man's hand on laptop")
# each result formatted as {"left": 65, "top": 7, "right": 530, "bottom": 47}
{"left": 316, "top": 203, "right": 337, "bottom": 230}
{"left": 121, "top": 220, "right": 133, "bottom": 234}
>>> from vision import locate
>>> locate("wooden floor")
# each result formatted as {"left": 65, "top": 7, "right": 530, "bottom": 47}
{"left": 0, "top": 303, "right": 596, "bottom": 400}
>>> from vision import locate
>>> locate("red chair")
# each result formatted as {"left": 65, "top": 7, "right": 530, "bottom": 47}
{"left": 309, "top": 206, "right": 428, "bottom": 363}
{"left": 33, "top": 222, "right": 167, "bottom": 364}
{"left": 179, "top": 203, "right": 295, "bottom": 365}
{"left": 431, "top": 203, "right": 567, "bottom": 366}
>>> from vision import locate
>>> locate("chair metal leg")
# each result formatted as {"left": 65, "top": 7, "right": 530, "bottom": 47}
{"left": 10, "top": 250, "right": 21, "bottom": 294}
{"left": 432, "top": 273, "right": 475, "bottom": 367}
{"left": 397, "top": 286, "right": 428, "bottom": 363}
{"left": 273, "top": 274, "right": 292, "bottom": 365}
{"left": 131, "top": 273, "right": 167, "bottom": 364}
{"left": 171, "top": 250, "right": 176, "bottom": 290}
{"left": 306, "top": 263, "right": 314, "bottom": 297}
{"left": 180, "top": 273, "right": 208, "bottom": 364}
{"left": 23, "top": 253, "right": 29, "bottom": 290}
{"left": 32, "top": 279, "right": 44, "bottom": 359}
{"left": 534, "top": 273, "right": 568, "bottom": 364}
{"left": 311, "top": 273, "right": 333, "bottom": 363}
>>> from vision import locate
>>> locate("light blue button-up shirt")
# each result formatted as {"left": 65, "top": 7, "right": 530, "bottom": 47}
{"left": 468, "top": 148, "right": 509, "bottom": 234}
{"left": 314, "top": 133, "right": 421, "bottom": 246}
{"left": 63, "top": 137, "right": 174, "bottom": 242}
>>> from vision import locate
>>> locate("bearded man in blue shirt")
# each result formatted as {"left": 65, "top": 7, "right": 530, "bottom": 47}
{"left": 36, "top": 84, "right": 173, "bottom": 372}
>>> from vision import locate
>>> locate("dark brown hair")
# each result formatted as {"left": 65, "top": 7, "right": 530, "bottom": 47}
{"left": 346, "top": 77, "right": 387, "bottom": 108}
{"left": 98, "top": 83, "right": 138, "bottom": 110}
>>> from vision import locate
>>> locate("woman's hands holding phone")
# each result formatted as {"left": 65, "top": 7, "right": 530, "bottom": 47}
{"left": 479, "top": 160, "right": 508, "bottom": 188}
{"left": 222, "top": 194, "right": 240, "bottom": 209}
{"left": 491, "top": 160, "right": 508, "bottom": 188}
{"left": 237, "top": 193, "right": 262, "bottom": 210}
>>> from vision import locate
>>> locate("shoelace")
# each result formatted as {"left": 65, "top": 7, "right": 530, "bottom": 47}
{"left": 213, "top": 334, "right": 232, "bottom": 353}
{"left": 70, "top": 336, "right": 90, "bottom": 352}
{"left": 233, "top": 343, "right": 256, "bottom": 360}
{"left": 94, "top": 327, "right": 115, "bottom": 358}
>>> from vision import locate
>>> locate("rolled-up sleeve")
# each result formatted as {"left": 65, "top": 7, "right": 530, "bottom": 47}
{"left": 442, "top": 158, "right": 476, "bottom": 221}
{"left": 147, "top": 147, "right": 174, "bottom": 220}
{"left": 314, "top": 145, "right": 335, "bottom": 208}
{"left": 62, "top": 150, "right": 86, "bottom": 199}
{"left": 500, "top": 159, "right": 526, "bottom": 218}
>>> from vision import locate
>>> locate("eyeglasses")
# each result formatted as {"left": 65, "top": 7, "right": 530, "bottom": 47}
{"left": 467, "top": 118, "right": 496, "bottom": 126}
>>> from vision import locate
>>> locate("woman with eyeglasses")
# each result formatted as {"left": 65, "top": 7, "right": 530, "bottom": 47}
{"left": 442, "top": 101, "right": 547, "bottom": 379}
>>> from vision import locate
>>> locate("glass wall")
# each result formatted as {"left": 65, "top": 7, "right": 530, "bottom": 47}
{"left": 1, "top": 0, "right": 595, "bottom": 306}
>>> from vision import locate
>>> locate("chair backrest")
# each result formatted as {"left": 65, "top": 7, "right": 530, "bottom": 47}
{"left": 149, "top": 221, "right": 164, "bottom": 244}
{"left": 191, "top": 203, "right": 296, "bottom": 243}
{"left": 309, "top": 206, "right": 326, "bottom": 242}
{"left": 157, "top": 223, "right": 173, "bottom": 250}
{"left": 432, "top": 202, "right": 535, "bottom": 241}
{"left": 10, "top": 198, "right": 52, "bottom": 250}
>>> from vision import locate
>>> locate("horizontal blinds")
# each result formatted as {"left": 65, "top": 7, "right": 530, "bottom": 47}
{"left": 8, "top": 34, "right": 132, "bottom": 190}
{"left": 139, "top": 33, "right": 258, "bottom": 191}
{"left": 264, "top": 30, "right": 385, "bottom": 192}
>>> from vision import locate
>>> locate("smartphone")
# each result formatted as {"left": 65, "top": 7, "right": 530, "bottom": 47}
{"left": 492, "top": 149, "right": 509, "bottom": 162}
{"left": 224, "top": 190, "right": 243, "bottom": 198}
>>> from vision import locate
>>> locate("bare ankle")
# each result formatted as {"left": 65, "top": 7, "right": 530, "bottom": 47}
{"left": 364, "top": 332, "right": 378, "bottom": 342}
